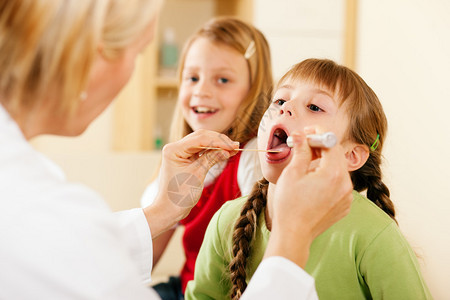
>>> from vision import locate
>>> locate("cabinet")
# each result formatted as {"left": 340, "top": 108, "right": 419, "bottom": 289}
{"left": 112, "top": 0, "right": 253, "bottom": 151}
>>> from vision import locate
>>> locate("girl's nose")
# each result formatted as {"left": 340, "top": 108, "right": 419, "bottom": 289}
{"left": 279, "top": 103, "right": 294, "bottom": 117}
{"left": 193, "top": 79, "right": 212, "bottom": 98}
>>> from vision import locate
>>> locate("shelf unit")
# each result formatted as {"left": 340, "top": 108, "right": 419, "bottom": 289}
{"left": 156, "top": 76, "right": 178, "bottom": 89}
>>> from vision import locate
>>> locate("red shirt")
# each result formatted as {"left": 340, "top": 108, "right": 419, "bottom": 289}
{"left": 179, "top": 151, "right": 243, "bottom": 292}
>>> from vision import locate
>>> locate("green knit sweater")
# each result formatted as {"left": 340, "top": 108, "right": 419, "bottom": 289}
{"left": 185, "top": 191, "right": 432, "bottom": 300}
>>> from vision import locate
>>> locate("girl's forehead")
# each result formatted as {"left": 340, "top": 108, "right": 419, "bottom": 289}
{"left": 277, "top": 77, "right": 335, "bottom": 95}
{"left": 187, "top": 38, "right": 244, "bottom": 64}
{"left": 190, "top": 37, "right": 236, "bottom": 54}
{"left": 276, "top": 77, "right": 348, "bottom": 107}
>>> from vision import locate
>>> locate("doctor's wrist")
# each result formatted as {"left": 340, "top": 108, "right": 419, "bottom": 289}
{"left": 143, "top": 193, "right": 192, "bottom": 239}
{"left": 264, "top": 225, "right": 313, "bottom": 269}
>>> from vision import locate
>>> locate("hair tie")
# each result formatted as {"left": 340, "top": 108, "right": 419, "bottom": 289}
{"left": 244, "top": 40, "right": 255, "bottom": 59}
{"left": 370, "top": 134, "right": 380, "bottom": 151}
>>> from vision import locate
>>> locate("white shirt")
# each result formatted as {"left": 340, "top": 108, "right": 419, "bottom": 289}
{"left": 0, "top": 104, "right": 318, "bottom": 299}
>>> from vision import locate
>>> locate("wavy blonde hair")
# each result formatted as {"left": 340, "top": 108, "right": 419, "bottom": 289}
{"left": 0, "top": 0, "right": 161, "bottom": 116}
{"left": 169, "top": 16, "right": 273, "bottom": 145}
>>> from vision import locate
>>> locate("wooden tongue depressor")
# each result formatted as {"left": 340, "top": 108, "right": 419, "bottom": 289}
{"left": 198, "top": 147, "right": 281, "bottom": 153}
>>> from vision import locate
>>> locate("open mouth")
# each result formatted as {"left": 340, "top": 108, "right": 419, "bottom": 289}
{"left": 266, "top": 126, "right": 291, "bottom": 162}
{"left": 192, "top": 106, "right": 218, "bottom": 114}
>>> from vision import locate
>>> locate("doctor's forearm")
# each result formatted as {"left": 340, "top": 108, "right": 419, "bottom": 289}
{"left": 263, "top": 227, "right": 312, "bottom": 268}
{"left": 142, "top": 194, "right": 190, "bottom": 239}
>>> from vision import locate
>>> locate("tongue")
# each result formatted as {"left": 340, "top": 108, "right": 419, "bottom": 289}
{"left": 267, "top": 143, "right": 291, "bottom": 161}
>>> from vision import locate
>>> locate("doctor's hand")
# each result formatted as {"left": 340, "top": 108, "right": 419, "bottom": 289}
{"left": 144, "top": 129, "right": 239, "bottom": 238}
{"left": 264, "top": 131, "right": 353, "bottom": 268}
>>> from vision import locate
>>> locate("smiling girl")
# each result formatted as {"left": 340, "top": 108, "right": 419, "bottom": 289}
{"left": 185, "top": 59, "right": 432, "bottom": 300}
{"left": 140, "top": 17, "right": 273, "bottom": 299}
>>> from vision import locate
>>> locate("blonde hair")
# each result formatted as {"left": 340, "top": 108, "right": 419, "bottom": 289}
{"left": 0, "top": 0, "right": 161, "bottom": 116}
{"left": 169, "top": 16, "right": 273, "bottom": 144}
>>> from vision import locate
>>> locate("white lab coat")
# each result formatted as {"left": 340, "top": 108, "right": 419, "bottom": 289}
{"left": 0, "top": 104, "right": 318, "bottom": 299}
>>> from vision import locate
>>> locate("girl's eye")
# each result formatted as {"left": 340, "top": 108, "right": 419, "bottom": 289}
{"left": 274, "top": 99, "right": 286, "bottom": 106}
{"left": 218, "top": 78, "right": 229, "bottom": 84}
{"left": 183, "top": 75, "right": 198, "bottom": 82}
{"left": 307, "top": 104, "right": 323, "bottom": 112}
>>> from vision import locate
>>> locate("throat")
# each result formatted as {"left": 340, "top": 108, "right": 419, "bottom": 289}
{"left": 265, "top": 184, "right": 276, "bottom": 232}
{"left": 265, "top": 208, "right": 272, "bottom": 231}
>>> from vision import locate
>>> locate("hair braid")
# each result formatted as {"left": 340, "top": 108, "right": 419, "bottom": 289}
{"left": 229, "top": 178, "right": 268, "bottom": 300}
{"left": 352, "top": 152, "right": 396, "bottom": 223}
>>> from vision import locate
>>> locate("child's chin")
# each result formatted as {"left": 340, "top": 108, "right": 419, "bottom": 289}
{"left": 261, "top": 169, "right": 281, "bottom": 185}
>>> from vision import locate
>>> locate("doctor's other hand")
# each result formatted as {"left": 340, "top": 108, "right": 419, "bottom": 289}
{"left": 265, "top": 131, "right": 353, "bottom": 267}
{"left": 144, "top": 129, "right": 239, "bottom": 237}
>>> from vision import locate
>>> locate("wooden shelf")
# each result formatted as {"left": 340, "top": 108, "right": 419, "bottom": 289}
{"left": 156, "top": 76, "right": 178, "bottom": 89}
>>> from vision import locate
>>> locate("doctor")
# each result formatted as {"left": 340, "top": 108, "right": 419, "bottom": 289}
{"left": 0, "top": 0, "right": 353, "bottom": 299}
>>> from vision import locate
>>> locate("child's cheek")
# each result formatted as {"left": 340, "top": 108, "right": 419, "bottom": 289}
{"left": 308, "top": 158, "right": 321, "bottom": 172}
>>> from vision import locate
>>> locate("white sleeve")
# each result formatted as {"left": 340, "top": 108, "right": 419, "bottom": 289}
{"left": 1, "top": 184, "right": 159, "bottom": 300}
{"left": 242, "top": 257, "right": 318, "bottom": 300}
{"left": 115, "top": 208, "right": 153, "bottom": 284}
{"left": 140, "top": 177, "right": 160, "bottom": 208}
{"left": 237, "top": 138, "right": 263, "bottom": 197}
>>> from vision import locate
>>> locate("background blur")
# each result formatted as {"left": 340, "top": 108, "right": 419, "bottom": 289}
{"left": 31, "top": 0, "right": 450, "bottom": 298}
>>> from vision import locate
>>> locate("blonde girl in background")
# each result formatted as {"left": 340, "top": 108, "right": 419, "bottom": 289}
{"left": 186, "top": 59, "right": 432, "bottom": 300}
{"left": 140, "top": 17, "right": 273, "bottom": 299}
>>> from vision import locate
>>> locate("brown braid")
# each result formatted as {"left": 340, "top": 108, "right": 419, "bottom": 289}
{"left": 229, "top": 178, "right": 269, "bottom": 300}
{"left": 345, "top": 68, "right": 397, "bottom": 223}
{"left": 352, "top": 151, "right": 397, "bottom": 222}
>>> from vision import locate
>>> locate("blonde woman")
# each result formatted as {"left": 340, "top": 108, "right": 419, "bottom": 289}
{"left": 0, "top": 1, "right": 353, "bottom": 299}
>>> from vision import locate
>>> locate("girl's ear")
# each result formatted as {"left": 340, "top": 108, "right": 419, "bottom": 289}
{"left": 345, "top": 144, "right": 370, "bottom": 172}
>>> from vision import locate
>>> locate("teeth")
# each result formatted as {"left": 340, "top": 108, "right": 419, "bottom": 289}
{"left": 194, "top": 106, "right": 217, "bottom": 113}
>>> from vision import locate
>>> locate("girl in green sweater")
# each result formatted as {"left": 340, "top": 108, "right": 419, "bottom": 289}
{"left": 185, "top": 58, "right": 432, "bottom": 300}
